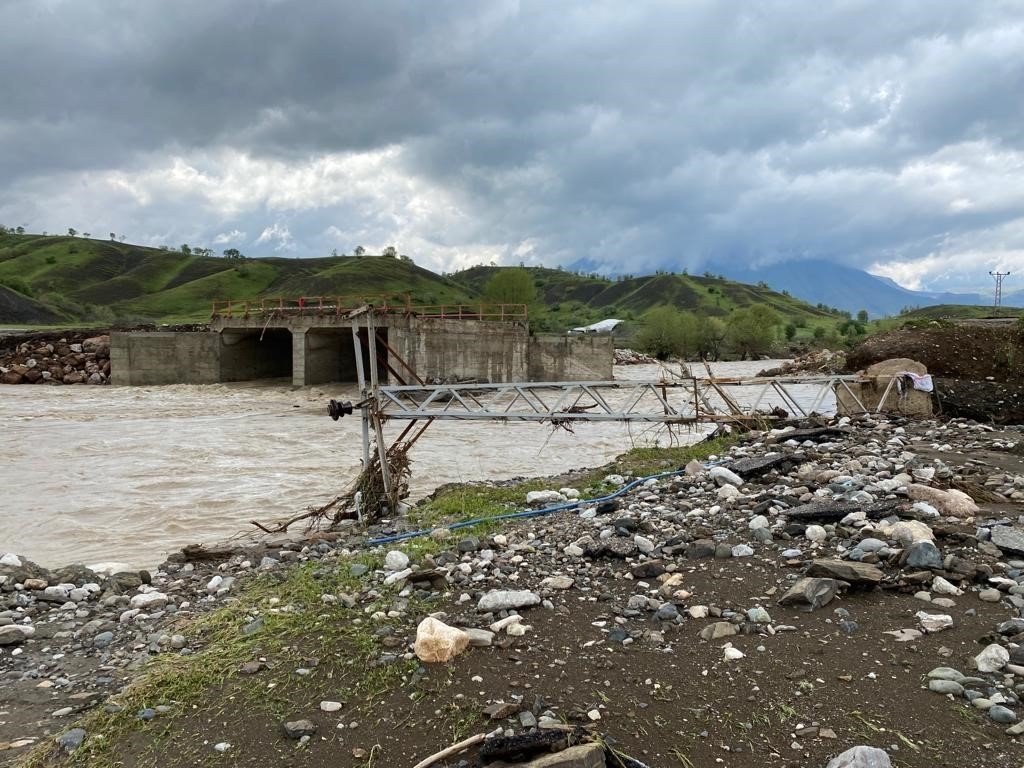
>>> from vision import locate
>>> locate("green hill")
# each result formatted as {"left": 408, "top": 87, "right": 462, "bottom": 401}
{"left": 451, "top": 265, "right": 840, "bottom": 331}
{"left": 0, "top": 233, "right": 475, "bottom": 323}
{"left": 0, "top": 232, "right": 843, "bottom": 333}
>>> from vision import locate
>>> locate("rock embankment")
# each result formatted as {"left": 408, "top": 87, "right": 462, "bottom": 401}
{"left": 0, "top": 333, "right": 110, "bottom": 385}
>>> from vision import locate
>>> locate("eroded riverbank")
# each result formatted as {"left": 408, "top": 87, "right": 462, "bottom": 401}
{"left": 2, "top": 413, "right": 1023, "bottom": 767}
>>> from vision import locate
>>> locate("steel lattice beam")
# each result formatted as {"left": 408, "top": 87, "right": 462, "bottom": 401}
{"left": 372, "top": 376, "right": 866, "bottom": 424}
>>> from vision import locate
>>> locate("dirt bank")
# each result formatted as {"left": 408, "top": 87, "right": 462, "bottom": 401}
{"left": 847, "top": 323, "right": 1023, "bottom": 382}
{"left": 847, "top": 322, "right": 1024, "bottom": 424}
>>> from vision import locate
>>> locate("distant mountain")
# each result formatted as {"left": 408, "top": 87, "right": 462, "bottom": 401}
{"left": 707, "top": 259, "right": 987, "bottom": 318}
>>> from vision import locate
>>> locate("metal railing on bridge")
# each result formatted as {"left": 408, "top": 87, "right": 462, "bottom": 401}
{"left": 210, "top": 295, "right": 528, "bottom": 322}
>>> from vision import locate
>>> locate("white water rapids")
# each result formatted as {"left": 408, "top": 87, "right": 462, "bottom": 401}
{"left": 0, "top": 360, "right": 831, "bottom": 569}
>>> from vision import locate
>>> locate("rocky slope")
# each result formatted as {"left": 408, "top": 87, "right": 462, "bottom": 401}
{"left": 0, "top": 331, "right": 111, "bottom": 385}
{"left": 2, "top": 415, "right": 1024, "bottom": 767}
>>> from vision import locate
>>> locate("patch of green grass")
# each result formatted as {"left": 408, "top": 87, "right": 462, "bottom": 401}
{"left": 17, "top": 553, "right": 420, "bottom": 768}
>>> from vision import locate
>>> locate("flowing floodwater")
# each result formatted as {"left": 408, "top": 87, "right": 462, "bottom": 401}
{"left": 0, "top": 360, "right": 828, "bottom": 568}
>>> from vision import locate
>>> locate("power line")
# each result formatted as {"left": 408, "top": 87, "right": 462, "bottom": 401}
{"left": 989, "top": 270, "right": 1011, "bottom": 309}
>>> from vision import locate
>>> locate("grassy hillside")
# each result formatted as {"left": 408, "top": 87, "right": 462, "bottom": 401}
{"left": 0, "top": 232, "right": 846, "bottom": 334}
{"left": 452, "top": 265, "right": 841, "bottom": 333}
{"left": 0, "top": 233, "right": 475, "bottom": 323}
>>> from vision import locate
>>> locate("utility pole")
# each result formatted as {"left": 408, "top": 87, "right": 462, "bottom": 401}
{"left": 990, "top": 270, "right": 1011, "bottom": 312}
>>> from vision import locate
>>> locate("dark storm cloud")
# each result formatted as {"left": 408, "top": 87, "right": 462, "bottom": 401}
{"left": 2, "top": 0, "right": 1024, "bottom": 285}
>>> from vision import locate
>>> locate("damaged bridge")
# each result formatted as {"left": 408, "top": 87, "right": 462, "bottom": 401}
{"left": 110, "top": 295, "right": 613, "bottom": 386}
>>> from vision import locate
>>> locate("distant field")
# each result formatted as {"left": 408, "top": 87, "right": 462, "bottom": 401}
{"left": 894, "top": 304, "right": 1023, "bottom": 321}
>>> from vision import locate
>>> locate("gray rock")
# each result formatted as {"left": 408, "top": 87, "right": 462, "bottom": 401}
{"left": 93, "top": 631, "right": 114, "bottom": 649}
{"left": 975, "top": 643, "right": 1010, "bottom": 673}
{"left": 56, "top": 728, "right": 87, "bottom": 753}
{"left": 282, "top": 719, "right": 318, "bottom": 739}
{"left": 777, "top": 577, "right": 839, "bottom": 610}
{"left": 699, "top": 621, "right": 738, "bottom": 641}
{"left": 928, "top": 679, "right": 964, "bottom": 696}
{"left": 686, "top": 540, "right": 717, "bottom": 558}
{"left": 0, "top": 625, "right": 28, "bottom": 646}
{"left": 710, "top": 466, "right": 743, "bottom": 487}
{"left": 806, "top": 559, "right": 883, "bottom": 585}
{"left": 825, "top": 745, "right": 892, "bottom": 768}
{"left": 997, "top": 618, "right": 1024, "bottom": 635}
{"left": 746, "top": 607, "right": 772, "bottom": 624}
{"left": 991, "top": 526, "right": 1024, "bottom": 556}
{"left": 731, "top": 544, "right": 754, "bottom": 557}
{"left": 655, "top": 603, "right": 679, "bottom": 621}
{"left": 477, "top": 589, "right": 541, "bottom": 612}
{"left": 927, "top": 667, "right": 964, "bottom": 682}
{"left": 989, "top": 705, "right": 1017, "bottom": 724}
{"left": 384, "top": 550, "right": 410, "bottom": 571}
{"left": 905, "top": 540, "right": 943, "bottom": 570}
{"left": 858, "top": 538, "right": 887, "bottom": 553}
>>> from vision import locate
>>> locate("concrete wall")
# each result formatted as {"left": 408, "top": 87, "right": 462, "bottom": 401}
{"left": 528, "top": 334, "right": 614, "bottom": 381}
{"left": 392, "top": 318, "right": 528, "bottom": 382}
{"left": 113, "top": 318, "right": 614, "bottom": 386}
{"left": 110, "top": 332, "right": 221, "bottom": 385}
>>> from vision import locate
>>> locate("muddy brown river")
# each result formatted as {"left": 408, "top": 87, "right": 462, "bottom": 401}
{"left": 0, "top": 361, "right": 829, "bottom": 568}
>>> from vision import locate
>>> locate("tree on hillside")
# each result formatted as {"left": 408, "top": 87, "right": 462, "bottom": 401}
{"left": 110, "top": 232, "right": 117, "bottom": 240}
{"left": 222, "top": 248, "right": 243, "bottom": 259}
{"left": 484, "top": 267, "right": 538, "bottom": 306}
{"left": 15, "top": 226, "right": 24, "bottom": 234}
{"left": 354, "top": 245, "right": 366, "bottom": 256}
{"left": 726, "top": 304, "right": 782, "bottom": 359}
{"left": 857, "top": 309, "right": 869, "bottom": 324}
{"left": 67, "top": 228, "right": 77, "bottom": 237}
{"left": 696, "top": 316, "right": 726, "bottom": 361}
{"left": 634, "top": 307, "right": 701, "bottom": 360}
{"left": 180, "top": 244, "right": 191, "bottom": 255}
{"left": 382, "top": 245, "right": 398, "bottom": 258}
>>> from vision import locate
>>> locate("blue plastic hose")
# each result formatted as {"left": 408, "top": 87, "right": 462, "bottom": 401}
{"left": 366, "top": 461, "right": 722, "bottom": 547}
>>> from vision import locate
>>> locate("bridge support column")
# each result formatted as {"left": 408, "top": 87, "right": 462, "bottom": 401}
{"left": 291, "top": 328, "right": 307, "bottom": 387}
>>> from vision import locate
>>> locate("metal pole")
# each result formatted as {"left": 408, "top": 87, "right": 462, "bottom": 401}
{"left": 365, "top": 312, "right": 393, "bottom": 497}
{"left": 351, "top": 323, "right": 371, "bottom": 471}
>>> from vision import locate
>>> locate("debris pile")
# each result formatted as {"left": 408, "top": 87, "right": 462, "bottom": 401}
{"left": 613, "top": 348, "right": 656, "bottom": 365}
{"left": 0, "top": 333, "right": 111, "bottom": 385}
{"left": 758, "top": 348, "right": 846, "bottom": 377}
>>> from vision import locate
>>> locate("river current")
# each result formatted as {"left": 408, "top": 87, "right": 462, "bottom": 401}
{"left": 0, "top": 360, "right": 828, "bottom": 568}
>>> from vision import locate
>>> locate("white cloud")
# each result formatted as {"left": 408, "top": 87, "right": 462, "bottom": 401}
{"left": 213, "top": 229, "right": 246, "bottom": 244}
{"left": 255, "top": 223, "right": 294, "bottom": 251}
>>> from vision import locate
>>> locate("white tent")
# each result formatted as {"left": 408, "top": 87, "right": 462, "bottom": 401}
{"left": 569, "top": 318, "right": 624, "bottom": 334}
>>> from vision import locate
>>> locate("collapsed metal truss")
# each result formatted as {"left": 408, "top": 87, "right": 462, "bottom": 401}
{"left": 374, "top": 375, "right": 868, "bottom": 424}
{"left": 330, "top": 312, "right": 880, "bottom": 517}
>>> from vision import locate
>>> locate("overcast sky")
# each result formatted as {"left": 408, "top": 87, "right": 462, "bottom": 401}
{"left": 2, "top": 0, "right": 1023, "bottom": 291}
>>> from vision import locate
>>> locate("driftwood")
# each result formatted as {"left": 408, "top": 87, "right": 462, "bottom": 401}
{"left": 250, "top": 440, "right": 412, "bottom": 534}
{"left": 411, "top": 733, "right": 486, "bottom": 768}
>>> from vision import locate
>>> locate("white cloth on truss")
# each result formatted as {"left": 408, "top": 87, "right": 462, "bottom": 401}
{"left": 899, "top": 372, "right": 934, "bottom": 393}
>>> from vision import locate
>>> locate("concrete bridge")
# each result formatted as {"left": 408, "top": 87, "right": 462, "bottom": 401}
{"left": 110, "top": 296, "right": 613, "bottom": 387}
